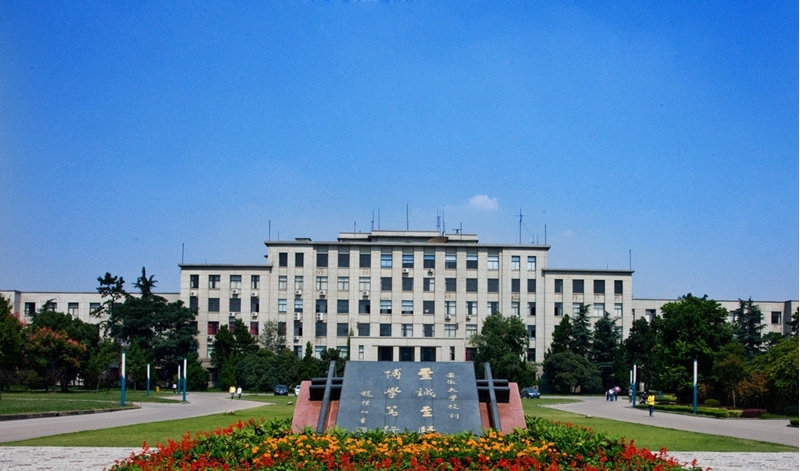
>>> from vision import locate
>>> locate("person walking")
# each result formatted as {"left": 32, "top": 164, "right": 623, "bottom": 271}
{"left": 237, "top": 386, "right": 242, "bottom": 400}
{"left": 646, "top": 392, "right": 655, "bottom": 416}
{"left": 229, "top": 385, "right": 235, "bottom": 400}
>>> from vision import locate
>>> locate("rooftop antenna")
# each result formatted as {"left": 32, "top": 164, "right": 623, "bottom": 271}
{"left": 518, "top": 209, "right": 523, "bottom": 244}
{"left": 371, "top": 210, "right": 374, "bottom": 231}
{"left": 436, "top": 210, "right": 441, "bottom": 234}
{"left": 354, "top": 221, "right": 357, "bottom": 233}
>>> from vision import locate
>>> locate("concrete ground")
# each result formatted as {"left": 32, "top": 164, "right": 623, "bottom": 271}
{"left": 0, "top": 392, "right": 796, "bottom": 470}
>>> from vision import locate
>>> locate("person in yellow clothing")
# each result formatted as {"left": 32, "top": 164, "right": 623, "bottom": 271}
{"left": 229, "top": 385, "right": 236, "bottom": 400}
{"left": 646, "top": 392, "right": 655, "bottom": 417}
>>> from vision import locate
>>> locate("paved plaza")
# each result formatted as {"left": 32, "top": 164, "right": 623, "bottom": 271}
{"left": 0, "top": 392, "right": 796, "bottom": 470}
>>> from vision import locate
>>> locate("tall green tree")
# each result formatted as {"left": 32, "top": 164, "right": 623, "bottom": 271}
{"left": 546, "top": 315, "right": 572, "bottom": 358}
{"left": 0, "top": 296, "right": 23, "bottom": 397}
{"left": 750, "top": 336, "right": 799, "bottom": 413}
{"left": 730, "top": 298, "right": 765, "bottom": 358}
{"left": 570, "top": 304, "right": 592, "bottom": 357}
{"left": 258, "top": 320, "right": 286, "bottom": 353}
{"left": 591, "top": 311, "right": 621, "bottom": 389}
{"left": 653, "top": 294, "right": 733, "bottom": 397}
{"left": 470, "top": 312, "right": 536, "bottom": 386}
{"left": 711, "top": 342, "right": 748, "bottom": 408}
{"left": 619, "top": 317, "right": 657, "bottom": 391}
{"left": 542, "top": 351, "right": 601, "bottom": 393}
{"left": 23, "top": 327, "right": 87, "bottom": 392}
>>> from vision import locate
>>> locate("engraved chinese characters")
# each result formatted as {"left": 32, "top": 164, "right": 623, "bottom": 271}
{"left": 336, "top": 362, "right": 483, "bottom": 434}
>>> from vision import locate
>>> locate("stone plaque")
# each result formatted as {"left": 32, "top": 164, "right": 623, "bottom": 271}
{"left": 336, "top": 361, "right": 483, "bottom": 434}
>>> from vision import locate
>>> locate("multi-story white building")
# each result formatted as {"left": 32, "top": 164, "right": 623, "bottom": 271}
{"left": 3, "top": 229, "right": 796, "bottom": 372}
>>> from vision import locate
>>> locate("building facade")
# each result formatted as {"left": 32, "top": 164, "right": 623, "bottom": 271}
{"left": 3, "top": 229, "right": 796, "bottom": 371}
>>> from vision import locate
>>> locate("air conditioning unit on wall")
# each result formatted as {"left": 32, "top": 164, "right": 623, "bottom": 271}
{"left": 316, "top": 312, "right": 325, "bottom": 322}
{"left": 295, "top": 289, "right": 303, "bottom": 296}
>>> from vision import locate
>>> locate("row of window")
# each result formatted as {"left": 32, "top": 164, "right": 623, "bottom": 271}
{"left": 23, "top": 301, "right": 101, "bottom": 317}
{"left": 277, "top": 275, "right": 537, "bottom": 293}
{"left": 555, "top": 279, "right": 624, "bottom": 295}
{"left": 277, "top": 251, "right": 538, "bottom": 271}
{"left": 190, "top": 274, "right": 261, "bottom": 290}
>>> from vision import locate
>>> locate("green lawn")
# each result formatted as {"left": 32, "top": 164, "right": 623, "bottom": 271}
{"left": 2, "top": 394, "right": 796, "bottom": 453}
{"left": 522, "top": 398, "right": 796, "bottom": 452}
{"left": 0, "top": 390, "right": 178, "bottom": 415}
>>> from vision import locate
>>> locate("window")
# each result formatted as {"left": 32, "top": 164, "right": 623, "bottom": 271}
{"left": 381, "top": 277, "right": 392, "bottom": 291}
{"left": 338, "top": 250, "right": 350, "bottom": 268}
{"left": 464, "top": 347, "right": 474, "bottom": 361}
{"left": 337, "top": 299, "right": 349, "bottom": 314}
{"left": 614, "top": 280, "right": 623, "bottom": 295}
{"left": 294, "top": 276, "right": 304, "bottom": 291}
{"left": 771, "top": 311, "right": 782, "bottom": 324}
{"left": 251, "top": 275, "right": 260, "bottom": 290}
{"left": 445, "top": 278, "right": 456, "bottom": 292}
{"left": 466, "top": 278, "right": 478, "bottom": 292}
{"left": 487, "top": 301, "right": 498, "bottom": 315}
{"left": 359, "top": 277, "right": 371, "bottom": 292}
{"left": 401, "top": 300, "right": 413, "bottom": 314}
{"left": 230, "top": 298, "right": 241, "bottom": 312}
{"left": 316, "top": 276, "right": 328, "bottom": 291}
{"left": 511, "top": 279, "right": 520, "bottom": 293}
{"left": 379, "top": 323, "right": 392, "bottom": 337}
{"left": 511, "top": 256, "right": 520, "bottom": 270}
{"left": 423, "top": 324, "right": 434, "bottom": 337}
{"left": 593, "top": 303, "right": 604, "bottom": 316}
{"left": 250, "top": 322, "right": 259, "bottom": 336}
{"left": 359, "top": 299, "right": 370, "bottom": 314}
{"left": 445, "top": 301, "right": 456, "bottom": 315}
{"left": 278, "top": 299, "right": 287, "bottom": 312}
{"left": 278, "top": 253, "right": 288, "bottom": 267}
{"left": 445, "top": 252, "right": 457, "bottom": 269}
{"left": 554, "top": 279, "right": 563, "bottom": 293}
{"left": 278, "top": 276, "right": 287, "bottom": 291}
{"left": 295, "top": 253, "right": 304, "bottom": 267}
{"left": 315, "top": 322, "right": 327, "bottom": 337}
{"left": 511, "top": 301, "right": 520, "bottom": 317}
{"left": 359, "top": 250, "right": 371, "bottom": 268}
{"left": 294, "top": 321, "right": 303, "bottom": 336}
{"left": 646, "top": 309, "right": 656, "bottom": 322}
{"left": 399, "top": 346, "right": 414, "bottom": 361}
{"left": 573, "top": 279, "right": 584, "bottom": 294}
{"left": 67, "top": 303, "right": 79, "bottom": 316}
{"left": 401, "top": 324, "right": 413, "bottom": 337}
{"left": 423, "top": 253, "right": 435, "bottom": 269}
{"left": 466, "top": 301, "right": 477, "bottom": 316}
{"left": 316, "top": 251, "right": 328, "bottom": 268}
{"left": 402, "top": 277, "right": 413, "bottom": 291}
{"left": 554, "top": 302, "right": 563, "bottom": 316}
{"left": 294, "top": 299, "right": 303, "bottom": 313}
{"left": 528, "top": 302, "right": 536, "bottom": 316}
{"left": 423, "top": 277, "right": 434, "bottom": 292}
{"left": 423, "top": 300, "right": 435, "bottom": 314}
{"left": 402, "top": 253, "right": 414, "bottom": 268}
{"left": 380, "top": 300, "right": 392, "bottom": 314}
{"left": 594, "top": 280, "right": 605, "bottom": 294}
{"left": 277, "top": 322, "right": 287, "bottom": 337}
{"left": 465, "top": 323, "right": 478, "bottom": 337}
{"left": 527, "top": 256, "right": 537, "bottom": 271}
{"left": 315, "top": 346, "right": 325, "bottom": 358}
{"left": 527, "top": 279, "right": 536, "bottom": 292}
{"left": 251, "top": 297, "right": 260, "bottom": 313}
{"left": 614, "top": 303, "right": 623, "bottom": 317}
{"left": 316, "top": 299, "right": 327, "bottom": 314}
{"left": 190, "top": 296, "right": 199, "bottom": 310}
{"left": 337, "top": 323, "right": 349, "bottom": 337}
{"left": 466, "top": 252, "right": 478, "bottom": 269}
{"left": 380, "top": 253, "right": 392, "bottom": 268}
{"left": 487, "top": 255, "right": 499, "bottom": 270}
{"left": 444, "top": 324, "right": 457, "bottom": 338}
{"left": 487, "top": 278, "right": 499, "bottom": 292}
{"left": 208, "top": 298, "right": 220, "bottom": 312}
{"left": 527, "top": 348, "right": 536, "bottom": 362}
{"left": 209, "top": 275, "right": 220, "bottom": 289}
{"left": 337, "top": 276, "right": 349, "bottom": 291}
{"left": 190, "top": 275, "right": 199, "bottom": 289}
{"left": 208, "top": 321, "right": 219, "bottom": 335}
{"left": 573, "top": 303, "right": 582, "bottom": 315}
{"left": 230, "top": 275, "right": 242, "bottom": 289}
{"left": 358, "top": 345, "right": 365, "bottom": 359}
{"left": 89, "top": 302, "right": 101, "bottom": 313}
{"left": 24, "top": 302, "right": 36, "bottom": 316}
{"left": 378, "top": 346, "right": 393, "bottom": 361}
{"left": 420, "top": 347, "right": 435, "bottom": 361}
{"left": 357, "top": 323, "right": 370, "bottom": 336}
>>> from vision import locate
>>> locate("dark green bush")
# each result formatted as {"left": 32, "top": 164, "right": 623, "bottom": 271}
{"left": 702, "top": 399, "right": 720, "bottom": 407}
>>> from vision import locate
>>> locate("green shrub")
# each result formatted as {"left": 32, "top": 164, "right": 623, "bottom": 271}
{"left": 702, "top": 399, "right": 720, "bottom": 407}
{"left": 789, "top": 418, "right": 799, "bottom": 428}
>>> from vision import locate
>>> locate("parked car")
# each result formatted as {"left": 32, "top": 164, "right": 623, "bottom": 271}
{"left": 274, "top": 384, "right": 289, "bottom": 396}
{"left": 520, "top": 387, "right": 541, "bottom": 399}
{"left": 294, "top": 384, "right": 301, "bottom": 396}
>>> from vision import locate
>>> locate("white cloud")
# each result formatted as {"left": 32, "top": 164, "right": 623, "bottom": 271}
{"left": 468, "top": 194, "right": 498, "bottom": 211}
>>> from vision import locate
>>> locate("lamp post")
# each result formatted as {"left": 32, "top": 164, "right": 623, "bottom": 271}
{"left": 693, "top": 359, "right": 698, "bottom": 415}
{"left": 120, "top": 351, "right": 126, "bottom": 407}
{"left": 146, "top": 363, "right": 150, "bottom": 397}
{"left": 182, "top": 357, "right": 187, "bottom": 402}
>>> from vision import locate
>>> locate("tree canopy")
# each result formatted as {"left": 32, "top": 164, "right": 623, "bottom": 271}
{"left": 470, "top": 312, "right": 536, "bottom": 386}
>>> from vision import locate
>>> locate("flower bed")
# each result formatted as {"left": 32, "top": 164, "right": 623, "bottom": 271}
{"left": 109, "top": 417, "right": 704, "bottom": 470}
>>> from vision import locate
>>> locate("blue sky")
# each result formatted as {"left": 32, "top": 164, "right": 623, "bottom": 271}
{"left": 1, "top": 1, "right": 797, "bottom": 301}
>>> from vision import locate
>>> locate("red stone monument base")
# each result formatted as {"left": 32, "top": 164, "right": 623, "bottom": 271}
{"left": 291, "top": 380, "right": 526, "bottom": 434}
